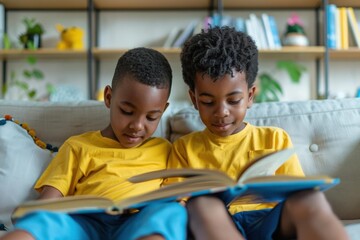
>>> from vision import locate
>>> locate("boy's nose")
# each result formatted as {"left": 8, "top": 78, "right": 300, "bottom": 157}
{"left": 214, "top": 104, "right": 230, "bottom": 117}
{"left": 129, "top": 119, "right": 144, "bottom": 131}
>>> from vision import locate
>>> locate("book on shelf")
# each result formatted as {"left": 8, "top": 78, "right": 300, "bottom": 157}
{"left": 234, "top": 17, "right": 246, "bottom": 33}
{"left": 268, "top": 15, "right": 282, "bottom": 49}
{"left": 249, "top": 13, "right": 268, "bottom": 49}
{"left": 261, "top": 13, "right": 275, "bottom": 49}
{"left": 172, "top": 20, "right": 198, "bottom": 48}
{"left": 163, "top": 28, "right": 182, "bottom": 48}
{"left": 335, "top": 7, "right": 342, "bottom": 49}
{"left": 12, "top": 148, "right": 339, "bottom": 221}
{"left": 346, "top": 7, "right": 360, "bottom": 48}
{"left": 340, "top": 7, "right": 349, "bottom": 49}
{"left": 327, "top": 4, "right": 338, "bottom": 49}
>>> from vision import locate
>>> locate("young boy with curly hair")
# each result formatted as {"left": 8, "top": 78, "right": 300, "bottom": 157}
{"left": 1, "top": 48, "right": 187, "bottom": 240}
{"left": 165, "top": 27, "right": 348, "bottom": 240}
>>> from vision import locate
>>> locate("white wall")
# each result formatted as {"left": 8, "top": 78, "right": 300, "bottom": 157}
{"left": 1, "top": 9, "right": 360, "bottom": 102}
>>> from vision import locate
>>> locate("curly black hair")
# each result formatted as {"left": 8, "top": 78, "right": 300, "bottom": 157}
{"left": 181, "top": 26, "right": 258, "bottom": 91}
{"left": 112, "top": 47, "right": 172, "bottom": 96}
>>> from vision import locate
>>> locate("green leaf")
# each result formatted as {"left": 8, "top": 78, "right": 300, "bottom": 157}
{"left": 28, "top": 90, "right": 37, "bottom": 99}
{"left": 3, "top": 33, "right": 11, "bottom": 49}
{"left": 256, "top": 73, "right": 283, "bottom": 102}
{"left": 27, "top": 41, "right": 36, "bottom": 50}
{"left": 277, "top": 61, "right": 306, "bottom": 83}
{"left": 2, "top": 84, "right": 8, "bottom": 95}
{"left": 23, "top": 70, "right": 32, "bottom": 78}
{"left": 32, "top": 69, "right": 44, "bottom": 79}
{"left": 27, "top": 55, "right": 37, "bottom": 65}
{"left": 46, "top": 83, "right": 56, "bottom": 94}
{"left": 14, "top": 81, "right": 29, "bottom": 90}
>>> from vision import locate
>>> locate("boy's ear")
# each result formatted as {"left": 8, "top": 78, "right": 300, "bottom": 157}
{"left": 163, "top": 102, "right": 170, "bottom": 112}
{"left": 104, "top": 85, "right": 112, "bottom": 108}
{"left": 247, "top": 85, "right": 256, "bottom": 108}
{"left": 188, "top": 90, "right": 198, "bottom": 110}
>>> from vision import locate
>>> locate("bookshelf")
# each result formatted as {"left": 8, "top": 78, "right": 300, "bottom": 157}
{"left": 0, "top": 0, "right": 359, "bottom": 100}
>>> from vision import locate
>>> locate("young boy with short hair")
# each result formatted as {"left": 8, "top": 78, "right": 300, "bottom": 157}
{"left": 166, "top": 26, "right": 348, "bottom": 240}
{"left": 1, "top": 47, "right": 187, "bottom": 240}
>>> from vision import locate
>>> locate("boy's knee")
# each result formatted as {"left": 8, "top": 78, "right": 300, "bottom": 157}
{"left": 187, "top": 196, "right": 227, "bottom": 216}
{"left": 284, "top": 190, "right": 333, "bottom": 219}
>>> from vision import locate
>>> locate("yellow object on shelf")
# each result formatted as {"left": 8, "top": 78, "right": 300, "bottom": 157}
{"left": 56, "top": 24, "right": 84, "bottom": 50}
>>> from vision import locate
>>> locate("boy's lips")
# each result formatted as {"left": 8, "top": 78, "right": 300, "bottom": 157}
{"left": 124, "top": 133, "right": 143, "bottom": 142}
{"left": 211, "top": 122, "right": 232, "bottom": 131}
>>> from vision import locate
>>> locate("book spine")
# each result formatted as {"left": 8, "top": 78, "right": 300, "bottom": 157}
{"left": 326, "top": 4, "right": 337, "bottom": 49}
{"left": 346, "top": 7, "right": 360, "bottom": 47}
{"left": 335, "top": 8, "right": 342, "bottom": 49}
{"left": 268, "top": 15, "right": 282, "bottom": 48}
{"left": 261, "top": 13, "right": 275, "bottom": 49}
{"left": 248, "top": 14, "right": 261, "bottom": 49}
{"left": 340, "top": 7, "right": 349, "bottom": 49}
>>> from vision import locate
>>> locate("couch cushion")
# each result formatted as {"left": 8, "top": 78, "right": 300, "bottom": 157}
{"left": 0, "top": 115, "right": 56, "bottom": 228}
{"left": 169, "top": 98, "right": 360, "bottom": 220}
{"left": 0, "top": 100, "right": 110, "bottom": 147}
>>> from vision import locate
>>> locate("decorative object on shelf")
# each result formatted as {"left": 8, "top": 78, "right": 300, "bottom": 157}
{"left": 19, "top": 18, "right": 45, "bottom": 49}
{"left": 283, "top": 13, "right": 309, "bottom": 47}
{"left": 2, "top": 55, "right": 54, "bottom": 101}
{"left": 255, "top": 60, "right": 306, "bottom": 102}
{"left": 56, "top": 24, "right": 84, "bottom": 50}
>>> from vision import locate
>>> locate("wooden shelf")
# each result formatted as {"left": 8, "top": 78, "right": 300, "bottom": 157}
{"left": 260, "top": 46, "right": 325, "bottom": 60}
{"left": 92, "top": 0, "right": 210, "bottom": 10}
{"left": 329, "top": 0, "right": 360, "bottom": 8}
{"left": 329, "top": 48, "right": 360, "bottom": 60}
{"left": 0, "top": 49, "right": 87, "bottom": 60}
{"left": 3, "top": 0, "right": 349, "bottom": 10}
{"left": 0, "top": 0, "right": 87, "bottom": 9}
{"left": 223, "top": 0, "right": 322, "bottom": 9}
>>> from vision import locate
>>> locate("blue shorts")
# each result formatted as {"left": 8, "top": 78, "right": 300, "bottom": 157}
{"left": 13, "top": 202, "right": 187, "bottom": 240}
{"left": 231, "top": 202, "right": 284, "bottom": 240}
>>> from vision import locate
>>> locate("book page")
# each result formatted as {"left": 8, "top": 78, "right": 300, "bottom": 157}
{"left": 116, "top": 174, "right": 236, "bottom": 210}
{"left": 237, "top": 148, "right": 296, "bottom": 184}
{"left": 129, "top": 168, "right": 232, "bottom": 184}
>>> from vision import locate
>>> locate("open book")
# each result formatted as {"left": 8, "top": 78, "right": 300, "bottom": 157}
{"left": 12, "top": 148, "right": 339, "bottom": 220}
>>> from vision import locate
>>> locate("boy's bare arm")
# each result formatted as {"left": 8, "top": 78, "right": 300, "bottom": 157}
{"left": 38, "top": 186, "right": 63, "bottom": 200}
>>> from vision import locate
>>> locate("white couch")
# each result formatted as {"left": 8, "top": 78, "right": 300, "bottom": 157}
{"left": 1, "top": 98, "right": 360, "bottom": 239}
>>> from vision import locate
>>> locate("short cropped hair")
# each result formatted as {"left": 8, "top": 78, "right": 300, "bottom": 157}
{"left": 180, "top": 26, "right": 258, "bottom": 91}
{"left": 111, "top": 47, "right": 172, "bottom": 96}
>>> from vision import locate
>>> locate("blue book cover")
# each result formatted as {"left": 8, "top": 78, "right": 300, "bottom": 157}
{"left": 268, "top": 15, "right": 282, "bottom": 48}
{"left": 327, "top": 4, "right": 337, "bottom": 49}
{"left": 12, "top": 149, "right": 339, "bottom": 220}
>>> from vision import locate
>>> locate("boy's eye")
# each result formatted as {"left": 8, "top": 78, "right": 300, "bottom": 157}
{"left": 146, "top": 116, "right": 158, "bottom": 121}
{"left": 200, "top": 101, "right": 214, "bottom": 105}
{"left": 228, "top": 99, "right": 241, "bottom": 105}
{"left": 120, "top": 108, "right": 132, "bottom": 115}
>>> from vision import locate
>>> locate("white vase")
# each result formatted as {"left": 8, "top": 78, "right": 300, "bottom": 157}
{"left": 283, "top": 33, "right": 309, "bottom": 46}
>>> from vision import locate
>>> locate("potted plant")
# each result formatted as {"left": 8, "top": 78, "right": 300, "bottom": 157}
{"left": 2, "top": 55, "right": 54, "bottom": 100}
{"left": 283, "top": 13, "right": 309, "bottom": 46}
{"left": 255, "top": 60, "right": 306, "bottom": 102}
{"left": 19, "top": 18, "right": 45, "bottom": 49}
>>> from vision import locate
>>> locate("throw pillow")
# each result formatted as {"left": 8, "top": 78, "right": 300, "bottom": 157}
{"left": 0, "top": 115, "right": 57, "bottom": 228}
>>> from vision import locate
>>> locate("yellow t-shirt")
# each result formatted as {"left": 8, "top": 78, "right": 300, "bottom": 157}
{"left": 35, "top": 131, "right": 171, "bottom": 202}
{"left": 165, "top": 123, "right": 304, "bottom": 214}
